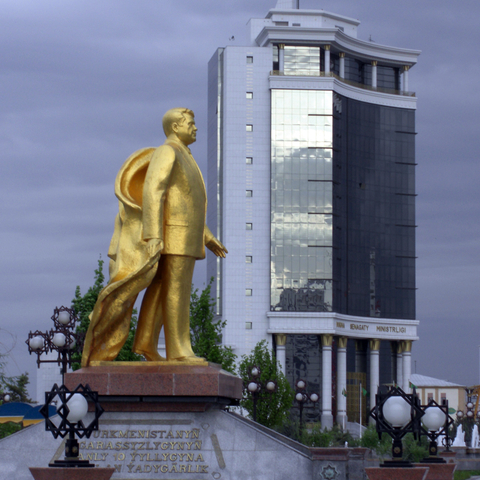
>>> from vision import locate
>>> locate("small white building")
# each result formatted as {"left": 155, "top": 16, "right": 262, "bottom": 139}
{"left": 410, "top": 373, "right": 465, "bottom": 413}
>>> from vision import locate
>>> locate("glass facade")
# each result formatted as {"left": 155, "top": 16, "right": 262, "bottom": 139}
{"left": 284, "top": 46, "right": 321, "bottom": 75}
{"left": 271, "top": 89, "right": 416, "bottom": 319}
{"left": 271, "top": 90, "right": 334, "bottom": 312}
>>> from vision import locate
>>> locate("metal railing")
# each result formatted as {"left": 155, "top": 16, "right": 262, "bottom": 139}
{"left": 270, "top": 70, "right": 416, "bottom": 97}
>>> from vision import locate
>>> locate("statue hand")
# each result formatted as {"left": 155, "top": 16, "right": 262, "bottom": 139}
{"left": 206, "top": 238, "right": 228, "bottom": 258}
{"left": 147, "top": 238, "right": 164, "bottom": 257}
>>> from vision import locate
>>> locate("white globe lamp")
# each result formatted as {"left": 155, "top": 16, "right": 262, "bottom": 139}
{"left": 383, "top": 396, "right": 410, "bottom": 428}
{"left": 66, "top": 394, "right": 88, "bottom": 424}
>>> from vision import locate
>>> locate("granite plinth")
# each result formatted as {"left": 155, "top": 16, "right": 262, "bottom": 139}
{"left": 365, "top": 467, "right": 429, "bottom": 480}
{"left": 414, "top": 463, "right": 456, "bottom": 480}
{"left": 64, "top": 363, "right": 242, "bottom": 412}
{"left": 29, "top": 467, "right": 115, "bottom": 480}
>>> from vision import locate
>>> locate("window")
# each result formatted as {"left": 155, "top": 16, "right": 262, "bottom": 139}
{"left": 427, "top": 393, "right": 433, "bottom": 402}
{"left": 246, "top": 223, "right": 252, "bottom": 230}
{"left": 245, "top": 322, "right": 252, "bottom": 329}
{"left": 246, "top": 190, "right": 253, "bottom": 197}
{"left": 246, "top": 92, "right": 253, "bottom": 99}
{"left": 246, "top": 256, "right": 252, "bottom": 263}
{"left": 246, "top": 56, "right": 253, "bottom": 64}
{"left": 246, "top": 289, "right": 252, "bottom": 296}
{"left": 246, "top": 157, "right": 253, "bottom": 164}
{"left": 246, "top": 124, "right": 253, "bottom": 132}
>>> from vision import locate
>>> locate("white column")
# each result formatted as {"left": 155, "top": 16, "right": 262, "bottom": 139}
{"left": 396, "top": 342, "right": 403, "bottom": 388}
{"left": 402, "top": 340, "right": 412, "bottom": 392}
{"left": 321, "top": 334, "right": 334, "bottom": 429}
{"left": 336, "top": 337, "right": 348, "bottom": 428}
{"left": 369, "top": 339, "right": 380, "bottom": 413}
{"left": 278, "top": 44, "right": 285, "bottom": 73}
{"left": 324, "top": 45, "right": 330, "bottom": 74}
{"left": 339, "top": 53, "right": 345, "bottom": 78}
{"left": 371, "top": 61, "right": 377, "bottom": 88}
{"left": 403, "top": 65, "right": 409, "bottom": 92}
{"left": 275, "top": 334, "right": 287, "bottom": 375}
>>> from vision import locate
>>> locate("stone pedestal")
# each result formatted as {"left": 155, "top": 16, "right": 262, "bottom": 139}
{"left": 65, "top": 363, "right": 242, "bottom": 412}
{"left": 365, "top": 467, "right": 429, "bottom": 480}
{"left": 414, "top": 463, "right": 456, "bottom": 480}
{"left": 29, "top": 467, "right": 114, "bottom": 480}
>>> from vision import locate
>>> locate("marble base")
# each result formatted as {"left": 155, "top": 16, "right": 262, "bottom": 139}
{"left": 64, "top": 363, "right": 242, "bottom": 412}
{"left": 365, "top": 467, "right": 429, "bottom": 480}
{"left": 414, "top": 462, "right": 456, "bottom": 480}
{"left": 29, "top": 467, "right": 114, "bottom": 480}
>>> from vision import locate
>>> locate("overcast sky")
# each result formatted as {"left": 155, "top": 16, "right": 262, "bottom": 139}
{"left": 1, "top": 0, "right": 479, "bottom": 399}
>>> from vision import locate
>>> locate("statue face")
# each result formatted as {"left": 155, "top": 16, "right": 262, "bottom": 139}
{"left": 174, "top": 115, "right": 197, "bottom": 146}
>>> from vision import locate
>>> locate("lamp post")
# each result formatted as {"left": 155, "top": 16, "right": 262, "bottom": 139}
{"left": 369, "top": 385, "right": 424, "bottom": 467}
{"left": 419, "top": 399, "right": 452, "bottom": 463}
{"left": 294, "top": 379, "right": 319, "bottom": 429}
{"left": 243, "top": 366, "right": 277, "bottom": 422}
{"left": 39, "top": 383, "right": 104, "bottom": 468}
{"left": 26, "top": 306, "right": 84, "bottom": 383}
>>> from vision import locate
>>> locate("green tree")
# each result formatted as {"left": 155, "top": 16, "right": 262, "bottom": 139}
{"left": 190, "top": 279, "right": 236, "bottom": 373}
{"left": 239, "top": 340, "right": 293, "bottom": 429}
{"left": 3, "top": 372, "right": 33, "bottom": 403}
{"left": 71, "top": 258, "right": 142, "bottom": 370}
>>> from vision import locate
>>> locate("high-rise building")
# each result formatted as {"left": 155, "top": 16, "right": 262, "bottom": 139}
{"left": 207, "top": 0, "right": 420, "bottom": 427}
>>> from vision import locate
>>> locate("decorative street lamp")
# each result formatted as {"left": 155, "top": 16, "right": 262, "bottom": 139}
{"left": 294, "top": 379, "right": 319, "bottom": 428}
{"left": 369, "top": 385, "right": 424, "bottom": 467}
{"left": 243, "top": 366, "right": 277, "bottom": 422}
{"left": 419, "top": 399, "right": 452, "bottom": 463}
{"left": 26, "top": 306, "right": 84, "bottom": 383}
{"left": 1, "top": 392, "right": 12, "bottom": 403}
{"left": 39, "top": 383, "right": 104, "bottom": 468}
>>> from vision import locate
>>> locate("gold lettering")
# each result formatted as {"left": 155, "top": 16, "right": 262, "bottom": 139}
{"left": 166, "top": 430, "right": 174, "bottom": 439}
{"left": 105, "top": 442, "right": 114, "bottom": 450}
{"left": 191, "top": 429, "right": 200, "bottom": 439}
{"left": 138, "top": 431, "right": 145, "bottom": 438}
{"left": 186, "top": 442, "right": 193, "bottom": 450}
{"left": 336, "top": 322, "right": 345, "bottom": 328}
{"left": 118, "top": 431, "right": 128, "bottom": 438}
{"left": 127, "top": 464, "right": 134, "bottom": 473}
{"left": 186, "top": 453, "right": 194, "bottom": 461}
{"left": 195, "top": 454, "right": 204, "bottom": 462}
{"left": 96, "top": 442, "right": 104, "bottom": 449}
{"left": 150, "top": 431, "right": 157, "bottom": 438}
{"left": 194, "top": 441, "right": 202, "bottom": 450}
{"left": 176, "top": 431, "right": 184, "bottom": 438}
{"left": 170, "top": 463, "right": 178, "bottom": 473}
{"left": 180, "top": 465, "right": 187, "bottom": 473}
{"left": 153, "top": 465, "right": 160, "bottom": 473}
{"left": 86, "top": 442, "right": 94, "bottom": 450}
{"left": 114, "top": 465, "right": 121, "bottom": 473}
{"left": 110, "top": 430, "right": 118, "bottom": 438}
{"left": 93, "top": 431, "right": 100, "bottom": 438}
{"left": 134, "top": 465, "right": 142, "bottom": 473}
{"left": 128, "top": 431, "right": 136, "bottom": 439}
{"left": 161, "top": 465, "right": 168, "bottom": 473}
{"left": 144, "top": 465, "right": 151, "bottom": 473}
{"left": 200, "top": 465, "right": 209, "bottom": 473}
{"left": 79, "top": 442, "right": 86, "bottom": 449}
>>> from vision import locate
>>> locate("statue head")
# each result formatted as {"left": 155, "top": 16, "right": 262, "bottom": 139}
{"left": 162, "top": 108, "right": 195, "bottom": 137}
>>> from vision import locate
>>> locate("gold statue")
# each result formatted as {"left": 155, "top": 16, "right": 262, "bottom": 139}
{"left": 81, "top": 108, "right": 227, "bottom": 367}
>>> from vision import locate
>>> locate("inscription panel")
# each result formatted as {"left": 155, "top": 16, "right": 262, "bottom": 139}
{"left": 78, "top": 419, "right": 217, "bottom": 479}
